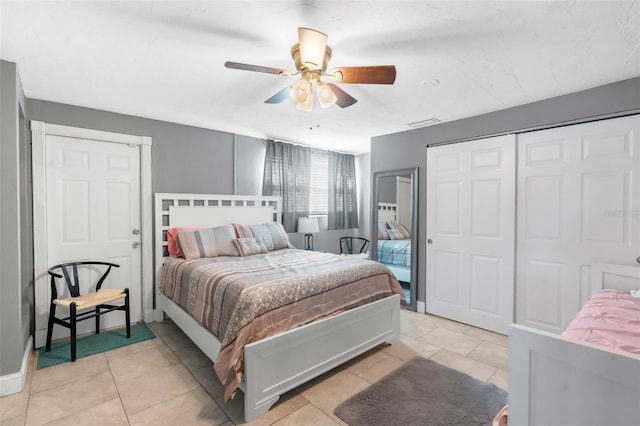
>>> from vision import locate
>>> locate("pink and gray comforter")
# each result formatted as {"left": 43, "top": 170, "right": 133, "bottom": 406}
{"left": 161, "top": 249, "right": 404, "bottom": 398}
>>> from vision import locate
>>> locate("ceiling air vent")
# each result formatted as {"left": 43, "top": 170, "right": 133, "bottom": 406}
{"left": 407, "top": 118, "right": 441, "bottom": 128}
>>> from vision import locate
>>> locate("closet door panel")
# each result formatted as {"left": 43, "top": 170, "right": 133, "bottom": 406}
{"left": 426, "top": 134, "right": 516, "bottom": 334}
{"left": 516, "top": 114, "right": 640, "bottom": 333}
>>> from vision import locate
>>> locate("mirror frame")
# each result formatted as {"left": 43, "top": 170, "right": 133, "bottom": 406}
{"left": 371, "top": 167, "right": 419, "bottom": 311}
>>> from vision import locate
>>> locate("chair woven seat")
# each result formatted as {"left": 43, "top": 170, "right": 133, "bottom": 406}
{"left": 53, "top": 288, "right": 126, "bottom": 310}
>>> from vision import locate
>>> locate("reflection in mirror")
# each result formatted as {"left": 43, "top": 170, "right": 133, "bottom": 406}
{"left": 372, "top": 167, "right": 418, "bottom": 311}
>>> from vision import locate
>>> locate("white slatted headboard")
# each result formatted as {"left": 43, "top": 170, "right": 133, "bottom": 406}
{"left": 154, "top": 193, "right": 282, "bottom": 318}
{"left": 378, "top": 202, "right": 398, "bottom": 223}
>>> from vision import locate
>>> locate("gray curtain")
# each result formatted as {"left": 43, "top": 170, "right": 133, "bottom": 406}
{"left": 328, "top": 151, "right": 359, "bottom": 230}
{"left": 262, "top": 140, "right": 311, "bottom": 232}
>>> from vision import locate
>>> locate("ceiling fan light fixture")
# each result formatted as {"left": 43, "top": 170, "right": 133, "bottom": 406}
{"left": 298, "top": 27, "right": 328, "bottom": 70}
{"left": 296, "top": 94, "right": 313, "bottom": 112}
{"left": 316, "top": 82, "right": 337, "bottom": 108}
{"left": 290, "top": 79, "right": 311, "bottom": 103}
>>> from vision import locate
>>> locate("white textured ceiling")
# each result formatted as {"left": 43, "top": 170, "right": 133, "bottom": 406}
{"left": 2, "top": 1, "right": 638, "bottom": 154}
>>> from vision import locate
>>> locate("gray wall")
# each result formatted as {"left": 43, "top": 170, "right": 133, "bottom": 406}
{"left": 371, "top": 77, "right": 640, "bottom": 305}
{"left": 27, "top": 100, "right": 236, "bottom": 194}
{"left": 0, "top": 60, "right": 30, "bottom": 377}
{"left": 378, "top": 176, "right": 397, "bottom": 203}
{"left": 234, "top": 135, "right": 266, "bottom": 195}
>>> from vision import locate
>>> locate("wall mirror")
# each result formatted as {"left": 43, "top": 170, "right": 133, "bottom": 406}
{"left": 372, "top": 167, "right": 418, "bottom": 311}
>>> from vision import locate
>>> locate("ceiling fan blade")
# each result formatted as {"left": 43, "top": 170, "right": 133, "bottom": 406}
{"left": 326, "top": 83, "right": 357, "bottom": 108}
{"left": 298, "top": 27, "right": 328, "bottom": 70}
{"left": 225, "top": 61, "right": 289, "bottom": 76}
{"left": 331, "top": 65, "right": 397, "bottom": 84}
{"left": 264, "top": 86, "right": 292, "bottom": 104}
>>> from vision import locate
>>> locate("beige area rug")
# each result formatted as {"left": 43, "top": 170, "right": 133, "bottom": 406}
{"left": 334, "top": 356, "right": 507, "bottom": 426}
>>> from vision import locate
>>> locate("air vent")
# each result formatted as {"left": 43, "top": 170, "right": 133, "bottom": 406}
{"left": 407, "top": 118, "right": 441, "bottom": 128}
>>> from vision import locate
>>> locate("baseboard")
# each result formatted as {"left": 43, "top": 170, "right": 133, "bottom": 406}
{"left": 144, "top": 309, "right": 155, "bottom": 323}
{"left": 416, "top": 301, "right": 426, "bottom": 314}
{"left": 0, "top": 335, "right": 32, "bottom": 397}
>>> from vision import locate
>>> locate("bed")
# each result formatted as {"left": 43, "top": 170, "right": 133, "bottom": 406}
{"left": 376, "top": 202, "right": 412, "bottom": 282}
{"left": 508, "top": 262, "right": 640, "bottom": 426}
{"left": 154, "top": 193, "right": 403, "bottom": 421}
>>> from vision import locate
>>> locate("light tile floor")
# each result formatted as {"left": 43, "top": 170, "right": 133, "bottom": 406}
{"left": 0, "top": 310, "right": 508, "bottom": 425}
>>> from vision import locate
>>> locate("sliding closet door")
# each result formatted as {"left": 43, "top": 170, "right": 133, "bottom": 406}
{"left": 426, "top": 135, "right": 516, "bottom": 334}
{"left": 516, "top": 114, "right": 640, "bottom": 333}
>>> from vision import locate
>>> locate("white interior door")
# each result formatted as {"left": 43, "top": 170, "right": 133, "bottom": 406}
{"left": 396, "top": 176, "right": 412, "bottom": 230}
{"left": 516, "top": 114, "right": 640, "bottom": 333}
{"left": 45, "top": 135, "right": 142, "bottom": 339}
{"left": 426, "top": 135, "right": 515, "bottom": 334}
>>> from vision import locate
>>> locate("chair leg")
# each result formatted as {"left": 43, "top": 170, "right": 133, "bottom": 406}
{"left": 124, "top": 288, "right": 131, "bottom": 338}
{"left": 95, "top": 305, "right": 101, "bottom": 334}
{"left": 70, "top": 302, "right": 77, "bottom": 362}
{"left": 45, "top": 303, "right": 56, "bottom": 352}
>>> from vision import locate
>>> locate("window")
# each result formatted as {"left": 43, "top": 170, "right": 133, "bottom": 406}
{"left": 309, "top": 150, "right": 328, "bottom": 215}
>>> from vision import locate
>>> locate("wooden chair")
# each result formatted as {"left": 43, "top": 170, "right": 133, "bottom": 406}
{"left": 339, "top": 237, "right": 370, "bottom": 255}
{"left": 46, "top": 261, "right": 130, "bottom": 361}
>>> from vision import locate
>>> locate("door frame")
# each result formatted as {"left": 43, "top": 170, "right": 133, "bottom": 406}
{"left": 31, "top": 121, "right": 153, "bottom": 348}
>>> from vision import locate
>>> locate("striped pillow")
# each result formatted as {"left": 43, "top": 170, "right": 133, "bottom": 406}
{"left": 388, "top": 221, "right": 411, "bottom": 239}
{"left": 378, "top": 222, "right": 389, "bottom": 240}
{"left": 176, "top": 225, "right": 239, "bottom": 259}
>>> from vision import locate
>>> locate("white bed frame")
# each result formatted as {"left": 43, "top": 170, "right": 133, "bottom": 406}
{"left": 508, "top": 262, "right": 640, "bottom": 426}
{"left": 154, "top": 193, "right": 401, "bottom": 421}
{"left": 377, "top": 202, "right": 397, "bottom": 223}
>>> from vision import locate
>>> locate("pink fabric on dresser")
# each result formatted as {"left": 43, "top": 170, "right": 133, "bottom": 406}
{"left": 561, "top": 290, "right": 640, "bottom": 358}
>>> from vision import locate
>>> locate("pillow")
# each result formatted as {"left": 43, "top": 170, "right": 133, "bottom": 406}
{"left": 232, "top": 237, "right": 268, "bottom": 256}
{"left": 176, "top": 225, "right": 239, "bottom": 259}
{"left": 388, "top": 221, "right": 411, "bottom": 239}
{"left": 377, "top": 222, "right": 389, "bottom": 240}
{"left": 386, "top": 228, "right": 404, "bottom": 240}
{"left": 167, "top": 227, "right": 201, "bottom": 257}
{"left": 249, "top": 222, "right": 291, "bottom": 251}
{"left": 232, "top": 223, "right": 253, "bottom": 238}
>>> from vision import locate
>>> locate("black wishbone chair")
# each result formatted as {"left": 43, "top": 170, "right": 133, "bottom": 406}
{"left": 339, "top": 236, "right": 370, "bottom": 255}
{"left": 46, "top": 261, "right": 130, "bottom": 361}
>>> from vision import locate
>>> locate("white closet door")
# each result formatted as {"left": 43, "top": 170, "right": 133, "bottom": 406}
{"left": 426, "top": 135, "right": 516, "bottom": 334}
{"left": 516, "top": 114, "right": 640, "bottom": 333}
{"left": 396, "top": 176, "right": 412, "bottom": 230}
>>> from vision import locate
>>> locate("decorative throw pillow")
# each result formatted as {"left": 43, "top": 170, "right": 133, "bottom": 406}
{"left": 167, "top": 227, "right": 201, "bottom": 257}
{"left": 388, "top": 221, "right": 411, "bottom": 239}
{"left": 249, "top": 222, "right": 291, "bottom": 251}
{"left": 265, "top": 222, "right": 291, "bottom": 250}
{"left": 386, "top": 228, "right": 404, "bottom": 240}
{"left": 232, "top": 237, "right": 268, "bottom": 256}
{"left": 176, "top": 225, "right": 239, "bottom": 259}
{"left": 377, "top": 222, "right": 389, "bottom": 240}
{"left": 232, "top": 223, "right": 253, "bottom": 238}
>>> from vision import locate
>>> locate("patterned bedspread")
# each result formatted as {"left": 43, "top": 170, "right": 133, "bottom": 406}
{"left": 161, "top": 249, "right": 405, "bottom": 398}
{"left": 378, "top": 239, "right": 411, "bottom": 267}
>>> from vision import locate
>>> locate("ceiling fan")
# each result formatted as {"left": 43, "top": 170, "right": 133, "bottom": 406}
{"left": 224, "top": 27, "right": 396, "bottom": 110}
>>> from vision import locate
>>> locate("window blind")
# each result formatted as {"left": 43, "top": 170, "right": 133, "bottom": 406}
{"left": 309, "top": 150, "right": 328, "bottom": 215}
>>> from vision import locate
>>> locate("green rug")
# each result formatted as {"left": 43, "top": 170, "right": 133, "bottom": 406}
{"left": 37, "top": 323, "right": 156, "bottom": 369}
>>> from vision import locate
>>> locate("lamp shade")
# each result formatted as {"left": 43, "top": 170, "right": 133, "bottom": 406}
{"left": 297, "top": 217, "right": 319, "bottom": 234}
{"left": 298, "top": 27, "right": 328, "bottom": 70}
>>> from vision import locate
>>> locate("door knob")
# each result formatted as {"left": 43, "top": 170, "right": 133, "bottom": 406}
{"left": 427, "top": 239, "right": 433, "bottom": 244}
{"left": 637, "top": 256, "right": 640, "bottom": 264}
{"left": 132, "top": 242, "right": 140, "bottom": 249}
{"left": 132, "top": 229, "right": 140, "bottom": 235}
